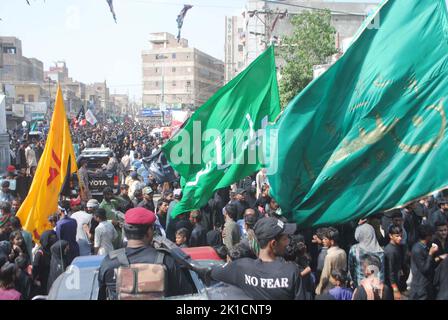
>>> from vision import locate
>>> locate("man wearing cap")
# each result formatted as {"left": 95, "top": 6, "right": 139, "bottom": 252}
{"left": 86, "top": 199, "right": 100, "bottom": 244}
{"left": 98, "top": 207, "right": 194, "bottom": 300}
{"left": 231, "top": 188, "right": 250, "bottom": 221}
{"left": 132, "top": 189, "right": 144, "bottom": 208}
{"left": 0, "top": 181, "right": 14, "bottom": 203}
{"left": 137, "top": 186, "right": 155, "bottom": 213}
{"left": 211, "top": 216, "right": 306, "bottom": 300}
{"left": 0, "top": 215, "right": 12, "bottom": 242}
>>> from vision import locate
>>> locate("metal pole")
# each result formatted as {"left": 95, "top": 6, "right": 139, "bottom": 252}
{"left": 161, "top": 68, "right": 164, "bottom": 106}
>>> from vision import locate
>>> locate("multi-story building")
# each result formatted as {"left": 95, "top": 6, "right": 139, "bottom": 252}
{"left": 110, "top": 93, "right": 129, "bottom": 115}
{"left": 142, "top": 32, "right": 224, "bottom": 109}
{"left": 85, "top": 81, "right": 110, "bottom": 116}
{"left": 225, "top": 0, "right": 380, "bottom": 80}
{"left": 45, "top": 61, "right": 70, "bottom": 83}
{"left": 43, "top": 62, "right": 87, "bottom": 116}
{"left": 0, "top": 37, "right": 44, "bottom": 83}
{"left": 224, "top": 16, "right": 247, "bottom": 83}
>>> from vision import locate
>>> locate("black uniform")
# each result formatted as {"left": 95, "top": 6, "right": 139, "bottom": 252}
{"left": 189, "top": 224, "right": 207, "bottom": 247}
{"left": 434, "top": 257, "right": 448, "bottom": 300}
{"left": 409, "top": 242, "right": 436, "bottom": 300}
{"left": 211, "top": 257, "right": 306, "bottom": 300}
{"left": 384, "top": 242, "right": 404, "bottom": 288}
{"left": 98, "top": 246, "right": 194, "bottom": 299}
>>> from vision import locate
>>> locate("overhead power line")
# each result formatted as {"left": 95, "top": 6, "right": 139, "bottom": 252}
{"left": 264, "top": 0, "right": 369, "bottom": 17}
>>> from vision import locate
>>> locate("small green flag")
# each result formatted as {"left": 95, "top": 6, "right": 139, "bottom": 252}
{"left": 268, "top": 0, "right": 448, "bottom": 227}
{"left": 163, "top": 46, "right": 281, "bottom": 218}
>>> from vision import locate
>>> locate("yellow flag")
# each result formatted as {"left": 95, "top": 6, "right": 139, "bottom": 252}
{"left": 17, "top": 85, "right": 78, "bottom": 240}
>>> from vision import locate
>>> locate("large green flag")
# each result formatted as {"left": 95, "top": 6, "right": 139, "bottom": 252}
{"left": 268, "top": 0, "right": 448, "bottom": 227}
{"left": 163, "top": 46, "right": 280, "bottom": 217}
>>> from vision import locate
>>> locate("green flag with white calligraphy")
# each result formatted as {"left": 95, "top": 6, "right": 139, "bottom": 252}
{"left": 163, "top": 46, "right": 280, "bottom": 218}
{"left": 267, "top": 0, "right": 448, "bottom": 227}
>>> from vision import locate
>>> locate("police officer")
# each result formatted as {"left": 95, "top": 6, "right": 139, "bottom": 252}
{"left": 210, "top": 216, "right": 307, "bottom": 300}
{"left": 97, "top": 207, "right": 193, "bottom": 299}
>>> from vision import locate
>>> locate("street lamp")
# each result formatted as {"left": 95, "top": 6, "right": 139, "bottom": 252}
{"left": 21, "top": 121, "right": 28, "bottom": 141}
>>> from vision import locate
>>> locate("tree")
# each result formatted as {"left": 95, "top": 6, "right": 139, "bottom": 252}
{"left": 279, "top": 10, "right": 338, "bottom": 107}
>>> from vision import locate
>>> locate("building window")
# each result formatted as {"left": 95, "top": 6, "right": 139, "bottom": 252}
{"left": 172, "top": 81, "right": 176, "bottom": 87}
{"left": 155, "top": 68, "right": 159, "bottom": 73}
{"left": 3, "top": 46, "right": 16, "bottom": 54}
{"left": 28, "top": 95, "right": 34, "bottom": 102}
{"left": 172, "top": 67, "right": 176, "bottom": 73}
{"left": 238, "top": 45, "right": 244, "bottom": 52}
{"left": 155, "top": 81, "right": 159, "bottom": 87}
{"left": 17, "top": 95, "right": 25, "bottom": 103}
{"left": 172, "top": 53, "right": 176, "bottom": 59}
{"left": 186, "top": 81, "right": 191, "bottom": 87}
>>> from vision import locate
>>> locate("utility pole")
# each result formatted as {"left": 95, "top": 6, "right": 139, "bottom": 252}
{"left": 48, "top": 78, "right": 51, "bottom": 108}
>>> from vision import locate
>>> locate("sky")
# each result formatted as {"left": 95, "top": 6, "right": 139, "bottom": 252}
{"left": 1, "top": 0, "right": 385, "bottom": 101}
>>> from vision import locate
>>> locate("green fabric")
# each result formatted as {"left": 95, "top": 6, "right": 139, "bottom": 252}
{"left": 163, "top": 46, "right": 281, "bottom": 218}
{"left": 99, "top": 199, "right": 120, "bottom": 221}
{"left": 267, "top": 0, "right": 448, "bottom": 227}
{"left": 99, "top": 199, "right": 123, "bottom": 249}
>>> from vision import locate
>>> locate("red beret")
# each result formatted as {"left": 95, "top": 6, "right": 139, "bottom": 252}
{"left": 125, "top": 207, "right": 156, "bottom": 225}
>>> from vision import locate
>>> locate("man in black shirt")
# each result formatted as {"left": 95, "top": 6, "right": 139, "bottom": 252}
{"left": 98, "top": 207, "right": 194, "bottom": 299}
{"left": 232, "top": 189, "right": 250, "bottom": 220}
{"left": 409, "top": 224, "right": 439, "bottom": 300}
{"left": 384, "top": 225, "right": 405, "bottom": 300}
{"left": 433, "top": 221, "right": 448, "bottom": 255}
{"left": 434, "top": 254, "right": 448, "bottom": 300}
{"left": 211, "top": 217, "right": 306, "bottom": 300}
{"left": 189, "top": 210, "right": 207, "bottom": 247}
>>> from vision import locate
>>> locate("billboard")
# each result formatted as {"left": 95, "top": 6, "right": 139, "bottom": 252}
{"left": 12, "top": 104, "right": 25, "bottom": 117}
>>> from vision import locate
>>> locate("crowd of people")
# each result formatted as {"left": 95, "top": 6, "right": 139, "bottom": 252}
{"left": 0, "top": 117, "right": 447, "bottom": 300}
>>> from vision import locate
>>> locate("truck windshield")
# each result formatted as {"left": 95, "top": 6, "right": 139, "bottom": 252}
{"left": 83, "top": 157, "right": 109, "bottom": 170}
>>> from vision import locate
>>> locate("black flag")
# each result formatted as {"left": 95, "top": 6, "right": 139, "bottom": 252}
{"left": 176, "top": 4, "right": 193, "bottom": 42}
{"left": 76, "top": 105, "right": 86, "bottom": 127}
{"left": 142, "top": 150, "right": 177, "bottom": 184}
{"left": 106, "top": 0, "right": 117, "bottom": 23}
